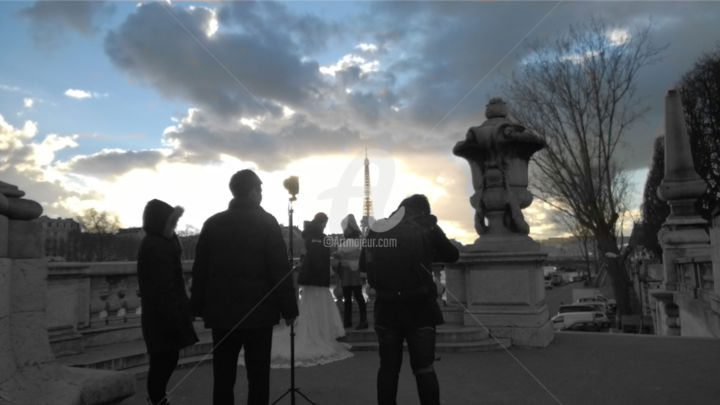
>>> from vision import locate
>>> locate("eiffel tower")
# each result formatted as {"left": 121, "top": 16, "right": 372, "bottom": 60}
{"left": 361, "top": 148, "right": 374, "bottom": 235}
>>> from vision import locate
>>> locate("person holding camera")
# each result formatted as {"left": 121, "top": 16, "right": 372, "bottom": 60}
{"left": 190, "top": 169, "right": 298, "bottom": 405}
{"left": 360, "top": 194, "right": 459, "bottom": 405}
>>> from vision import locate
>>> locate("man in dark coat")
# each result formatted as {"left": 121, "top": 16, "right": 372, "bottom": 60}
{"left": 191, "top": 169, "right": 299, "bottom": 405}
{"left": 138, "top": 199, "right": 198, "bottom": 405}
{"left": 360, "top": 194, "right": 459, "bottom": 405}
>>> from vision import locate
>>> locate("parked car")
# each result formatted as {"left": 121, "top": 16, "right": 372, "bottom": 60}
{"left": 561, "top": 321, "right": 606, "bottom": 332}
{"left": 552, "top": 312, "right": 610, "bottom": 330}
{"left": 544, "top": 277, "right": 553, "bottom": 289}
{"left": 558, "top": 304, "right": 600, "bottom": 314}
{"left": 577, "top": 295, "right": 617, "bottom": 315}
{"left": 574, "top": 299, "right": 608, "bottom": 314}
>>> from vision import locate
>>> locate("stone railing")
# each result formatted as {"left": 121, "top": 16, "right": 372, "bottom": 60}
{"left": 47, "top": 261, "right": 193, "bottom": 356}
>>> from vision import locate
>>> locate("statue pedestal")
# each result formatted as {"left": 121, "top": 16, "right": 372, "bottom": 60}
{"left": 445, "top": 239, "right": 553, "bottom": 347}
{"left": 1, "top": 213, "right": 135, "bottom": 404}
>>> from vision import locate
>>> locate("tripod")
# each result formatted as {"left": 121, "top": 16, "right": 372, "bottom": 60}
{"left": 272, "top": 197, "right": 316, "bottom": 405}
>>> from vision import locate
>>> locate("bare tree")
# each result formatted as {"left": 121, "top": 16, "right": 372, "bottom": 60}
{"left": 77, "top": 208, "right": 121, "bottom": 234}
{"left": 503, "top": 18, "right": 666, "bottom": 314}
{"left": 552, "top": 210, "right": 597, "bottom": 282}
{"left": 75, "top": 208, "right": 122, "bottom": 261}
{"left": 679, "top": 45, "right": 720, "bottom": 219}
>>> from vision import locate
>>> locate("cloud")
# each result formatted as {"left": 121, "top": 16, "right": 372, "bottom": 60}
{"left": 105, "top": 2, "right": 326, "bottom": 120}
{"left": 19, "top": 1, "right": 115, "bottom": 48}
{"left": 0, "top": 114, "right": 85, "bottom": 217}
{"left": 64, "top": 89, "right": 92, "bottom": 99}
{"left": 64, "top": 149, "right": 166, "bottom": 179}
{"left": 0, "top": 84, "right": 23, "bottom": 93}
{"left": 319, "top": 54, "right": 380, "bottom": 77}
{"left": 0, "top": 115, "right": 37, "bottom": 152}
{"left": 64, "top": 89, "right": 108, "bottom": 100}
{"left": 23, "top": 98, "right": 34, "bottom": 108}
{"left": 218, "top": 1, "right": 343, "bottom": 55}
{"left": 162, "top": 107, "right": 365, "bottom": 171}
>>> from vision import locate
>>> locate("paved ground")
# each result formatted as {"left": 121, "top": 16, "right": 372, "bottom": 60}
{"left": 119, "top": 332, "right": 720, "bottom": 405}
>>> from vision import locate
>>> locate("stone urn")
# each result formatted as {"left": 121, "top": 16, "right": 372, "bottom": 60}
{"left": 453, "top": 98, "right": 545, "bottom": 250}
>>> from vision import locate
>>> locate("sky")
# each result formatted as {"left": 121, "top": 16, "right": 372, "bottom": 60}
{"left": 1, "top": 1, "right": 719, "bottom": 244}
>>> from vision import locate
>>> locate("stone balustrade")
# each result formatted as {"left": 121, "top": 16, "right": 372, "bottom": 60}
{"left": 47, "top": 260, "right": 194, "bottom": 356}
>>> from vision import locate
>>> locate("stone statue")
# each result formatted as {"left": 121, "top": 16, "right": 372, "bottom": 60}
{"left": 0, "top": 180, "right": 43, "bottom": 220}
{"left": 453, "top": 98, "right": 545, "bottom": 238}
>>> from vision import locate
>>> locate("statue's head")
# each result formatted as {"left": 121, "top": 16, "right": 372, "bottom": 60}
{"left": 485, "top": 98, "right": 508, "bottom": 119}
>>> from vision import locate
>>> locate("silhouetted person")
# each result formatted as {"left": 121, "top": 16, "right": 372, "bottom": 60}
{"left": 191, "top": 170, "right": 298, "bottom": 405}
{"left": 137, "top": 199, "right": 198, "bottom": 405}
{"left": 361, "top": 194, "right": 459, "bottom": 405}
{"left": 334, "top": 214, "right": 368, "bottom": 329}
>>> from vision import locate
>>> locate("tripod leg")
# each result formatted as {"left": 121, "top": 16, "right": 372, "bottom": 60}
{"left": 271, "top": 388, "right": 294, "bottom": 405}
{"left": 295, "top": 388, "right": 318, "bottom": 405}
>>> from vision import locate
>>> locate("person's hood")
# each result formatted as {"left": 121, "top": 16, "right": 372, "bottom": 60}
{"left": 142, "top": 199, "right": 184, "bottom": 238}
{"left": 341, "top": 214, "right": 361, "bottom": 238}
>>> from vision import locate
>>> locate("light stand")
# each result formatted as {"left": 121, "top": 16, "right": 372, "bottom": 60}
{"left": 273, "top": 177, "right": 315, "bottom": 405}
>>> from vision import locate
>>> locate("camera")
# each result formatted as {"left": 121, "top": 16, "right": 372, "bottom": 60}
{"left": 283, "top": 176, "right": 299, "bottom": 199}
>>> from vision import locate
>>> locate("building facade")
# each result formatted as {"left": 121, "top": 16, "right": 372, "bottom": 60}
{"left": 38, "top": 216, "right": 81, "bottom": 260}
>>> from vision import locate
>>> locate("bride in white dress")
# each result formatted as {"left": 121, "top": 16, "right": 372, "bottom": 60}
{"left": 239, "top": 213, "right": 352, "bottom": 368}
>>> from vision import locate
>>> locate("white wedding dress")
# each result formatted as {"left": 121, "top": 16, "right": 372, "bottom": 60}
{"left": 238, "top": 285, "right": 353, "bottom": 368}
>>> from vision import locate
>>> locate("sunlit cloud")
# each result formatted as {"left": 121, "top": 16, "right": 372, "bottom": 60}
{"left": 607, "top": 28, "right": 630, "bottom": 46}
{"left": 64, "top": 89, "right": 92, "bottom": 99}
{"left": 0, "top": 115, "right": 37, "bottom": 151}
{"left": 319, "top": 54, "right": 380, "bottom": 77}
{"left": 31, "top": 134, "right": 79, "bottom": 166}
{"left": 355, "top": 43, "right": 378, "bottom": 53}
{"left": 64, "top": 88, "right": 108, "bottom": 99}
{"left": 23, "top": 98, "right": 34, "bottom": 108}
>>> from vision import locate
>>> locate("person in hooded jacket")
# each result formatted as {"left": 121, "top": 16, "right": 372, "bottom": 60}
{"left": 333, "top": 214, "right": 368, "bottom": 330}
{"left": 137, "top": 199, "right": 198, "bottom": 405}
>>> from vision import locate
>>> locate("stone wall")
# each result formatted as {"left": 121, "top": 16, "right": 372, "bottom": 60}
{"left": 1, "top": 180, "right": 135, "bottom": 404}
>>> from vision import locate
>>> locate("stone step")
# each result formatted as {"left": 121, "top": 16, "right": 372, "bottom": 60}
{"left": 343, "top": 326, "right": 490, "bottom": 344}
{"left": 349, "top": 338, "right": 511, "bottom": 353}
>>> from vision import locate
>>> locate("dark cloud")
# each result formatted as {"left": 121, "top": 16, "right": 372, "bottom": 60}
{"left": 163, "top": 108, "right": 364, "bottom": 171}
{"left": 65, "top": 149, "right": 165, "bottom": 179}
{"left": 19, "top": 1, "right": 115, "bottom": 48}
{"left": 218, "top": 1, "right": 343, "bottom": 54}
{"left": 363, "top": 2, "right": 720, "bottom": 169}
{"left": 105, "top": 2, "right": 326, "bottom": 120}
{"left": 102, "top": 1, "right": 720, "bottom": 175}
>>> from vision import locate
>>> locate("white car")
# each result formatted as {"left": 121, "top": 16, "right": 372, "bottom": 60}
{"left": 574, "top": 299, "right": 608, "bottom": 314}
{"left": 552, "top": 311, "right": 610, "bottom": 331}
